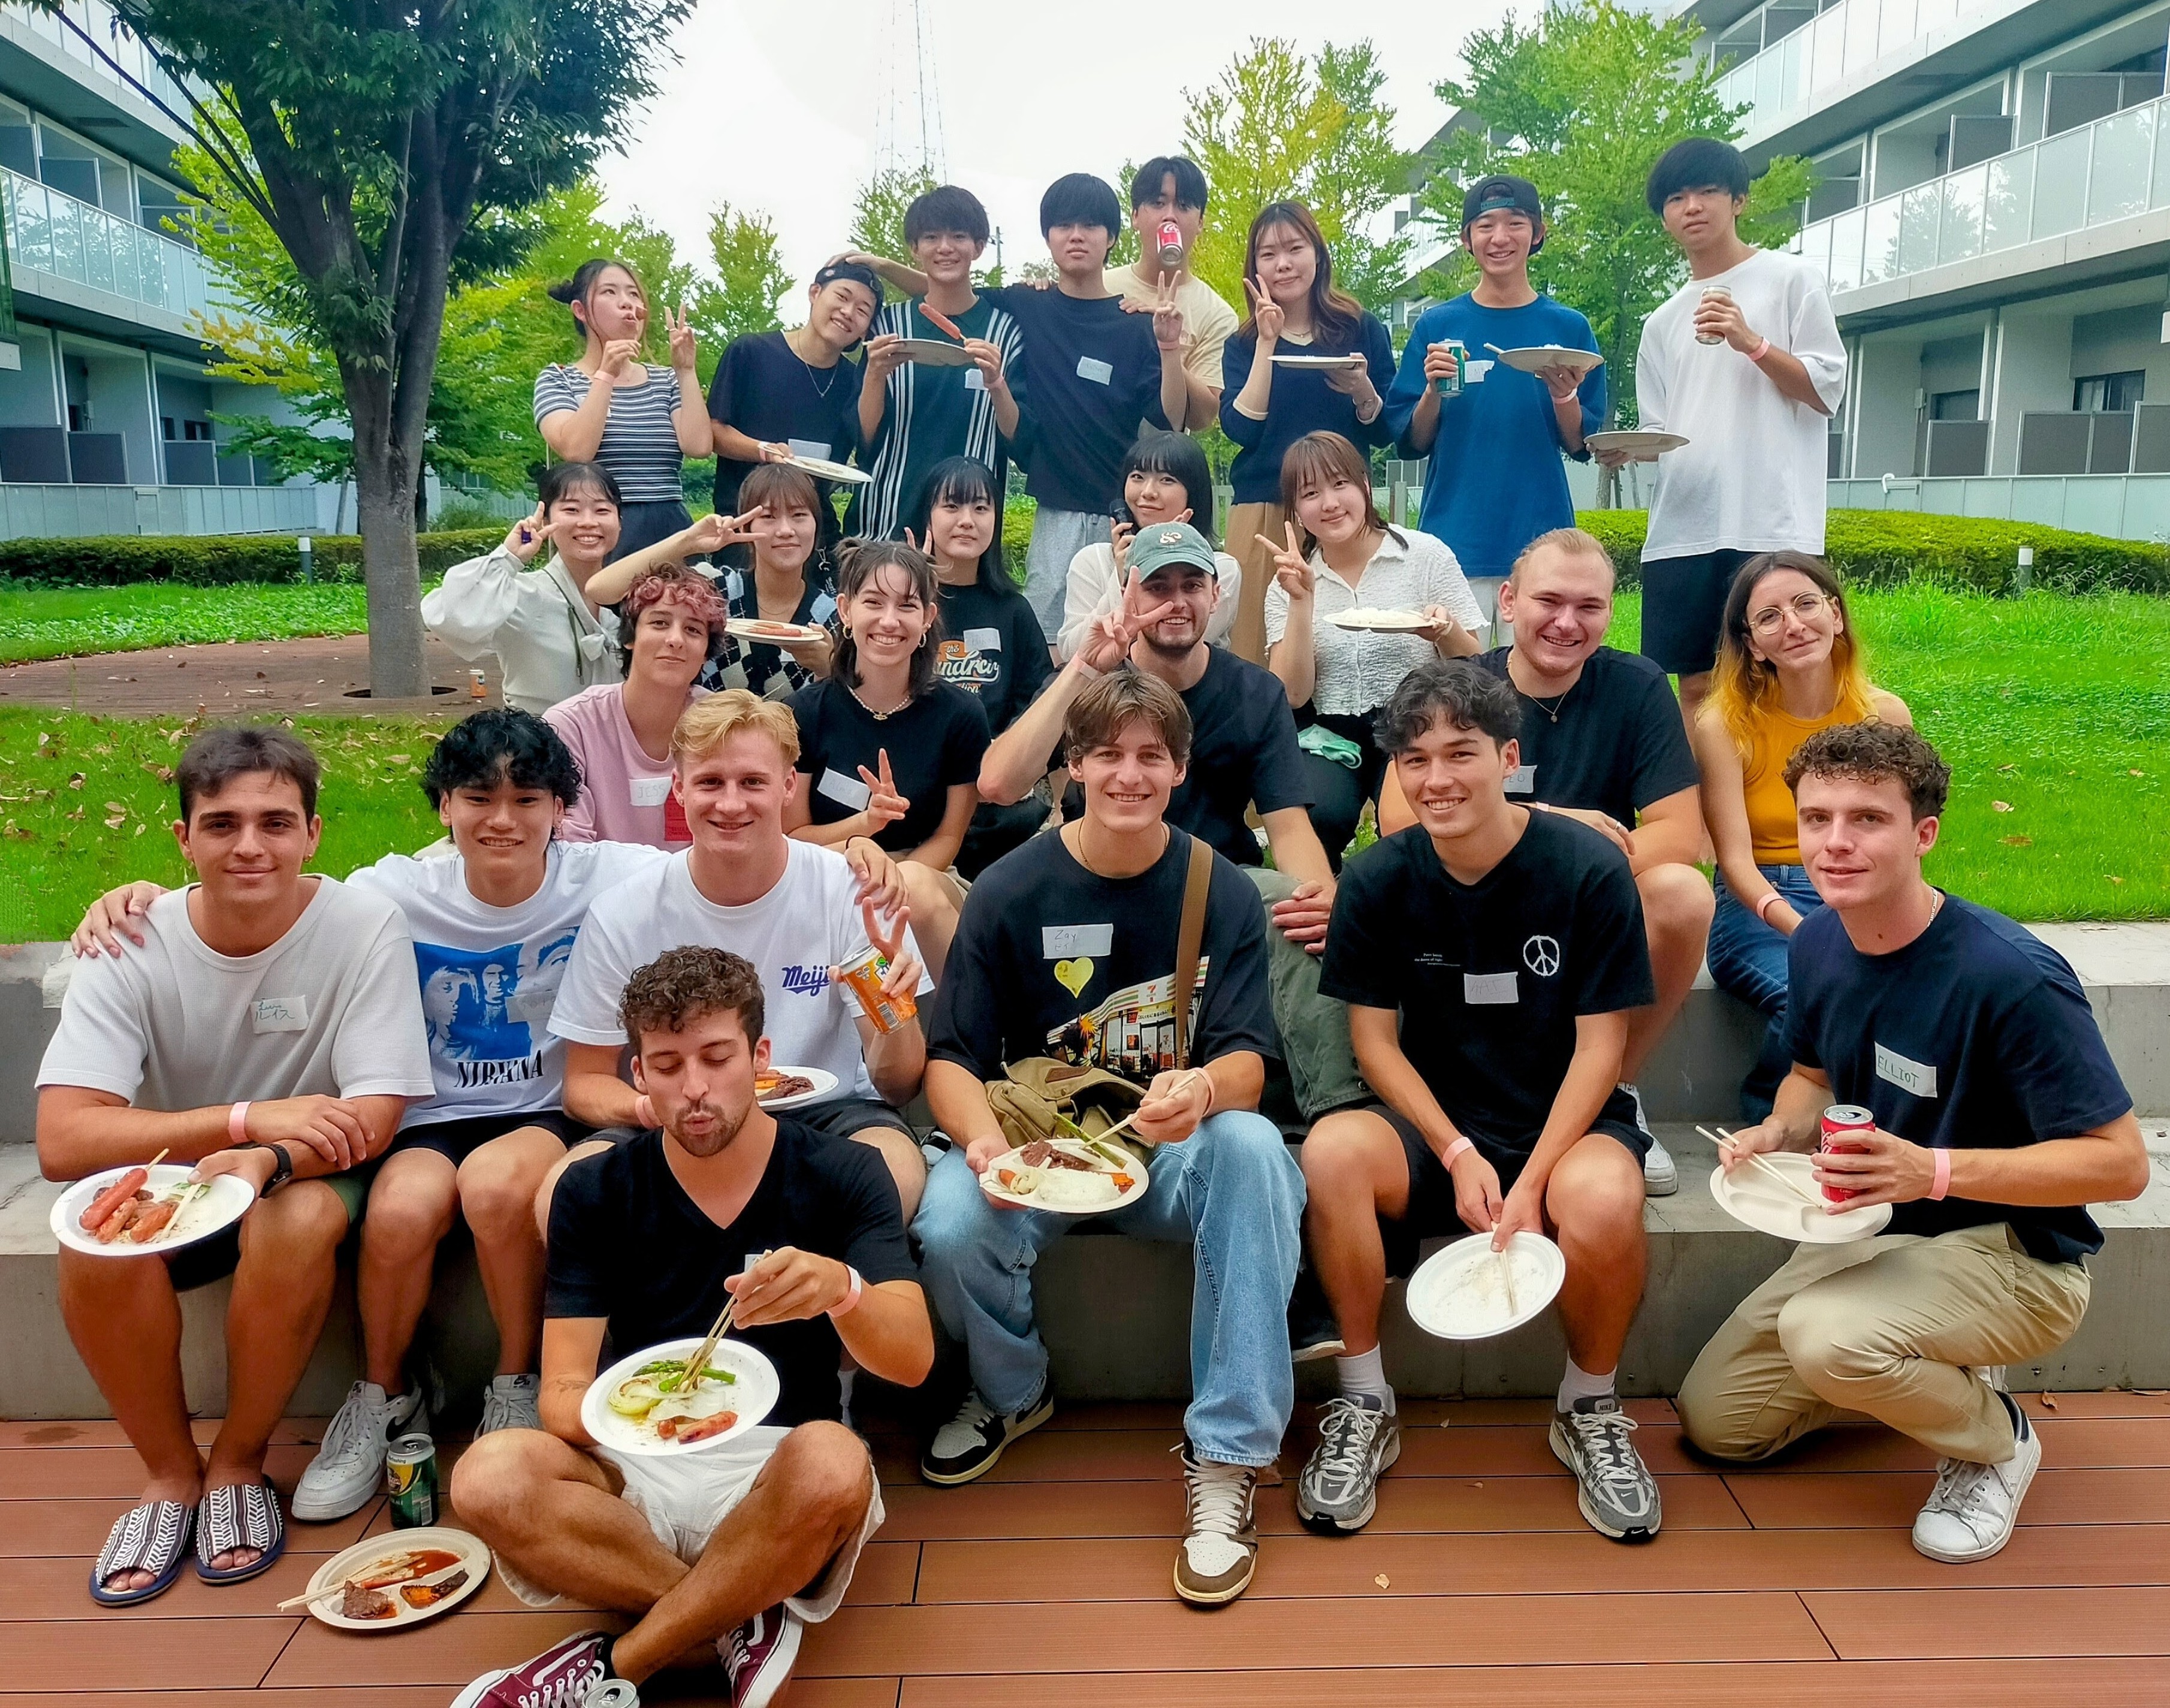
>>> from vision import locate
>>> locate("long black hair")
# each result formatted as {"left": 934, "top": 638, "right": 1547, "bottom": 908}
{"left": 908, "top": 456, "right": 1012, "bottom": 593}
{"left": 546, "top": 257, "right": 643, "bottom": 343}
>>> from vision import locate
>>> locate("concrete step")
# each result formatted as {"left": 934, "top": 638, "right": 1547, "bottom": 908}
{"left": 7, "top": 1124, "right": 2169, "bottom": 1419}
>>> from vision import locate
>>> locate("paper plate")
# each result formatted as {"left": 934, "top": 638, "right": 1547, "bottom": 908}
{"left": 1270, "top": 352, "right": 1366, "bottom": 370}
{"left": 894, "top": 337, "right": 975, "bottom": 367}
{"left": 50, "top": 1163, "right": 255, "bottom": 1259}
{"left": 732, "top": 619, "right": 830, "bottom": 646}
{"left": 582, "top": 1335, "right": 780, "bottom": 1458}
{"left": 1406, "top": 1231, "right": 1566, "bottom": 1341}
{"left": 775, "top": 452, "right": 871, "bottom": 485}
{"left": 1487, "top": 344, "right": 1605, "bottom": 376}
{"left": 1709, "top": 1152, "right": 1891, "bottom": 1244}
{"left": 1586, "top": 430, "right": 1688, "bottom": 461}
{"left": 1323, "top": 606, "right": 1430, "bottom": 633}
{"left": 759, "top": 1064, "right": 839, "bottom": 1110}
{"left": 301, "top": 1528, "right": 491, "bottom": 1632}
{"left": 979, "top": 1138, "right": 1151, "bottom": 1217}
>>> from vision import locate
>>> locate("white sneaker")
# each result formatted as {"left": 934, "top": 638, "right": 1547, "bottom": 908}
{"left": 1622, "top": 1086, "right": 1676, "bottom": 1195}
{"left": 1912, "top": 1402, "right": 2041, "bottom": 1562}
{"left": 478, "top": 1373, "right": 541, "bottom": 1437}
{"left": 294, "top": 1380, "right": 425, "bottom": 1520}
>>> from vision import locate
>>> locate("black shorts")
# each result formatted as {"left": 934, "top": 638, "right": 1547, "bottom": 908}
{"left": 386, "top": 1108, "right": 593, "bottom": 1166}
{"left": 1639, "top": 548, "right": 1758, "bottom": 678}
{"left": 792, "top": 1097, "right": 915, "bottom": 1142}
{"left": 1363, "top": 1099, "right": 1648, "bottom": 1278}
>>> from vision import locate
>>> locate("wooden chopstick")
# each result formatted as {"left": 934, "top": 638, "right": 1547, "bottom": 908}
{"left": 274, "top": 1561, "right": 464, "bottom": 1611}
{"left": 1698, "top": 1125, "right": 1825, "bottom": 1209}
{"left": 1094, "top": 1070, "right": 1211, "bottom": 1147}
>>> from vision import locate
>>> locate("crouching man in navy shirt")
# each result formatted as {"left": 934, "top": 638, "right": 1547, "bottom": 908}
{"left": 1679, "top": 722, "right": 2148, "bottom": 1563}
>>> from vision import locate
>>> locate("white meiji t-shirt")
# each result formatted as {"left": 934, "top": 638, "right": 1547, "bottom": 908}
{"left": 548, "top": 841, "right": 934, "bottom": 1101}
{"left": 37, "top": 877, "right": 436, "bottom": 1111}
{"left": 1635, "top": 247, "right": 1846, "bottom": 562}
{"left": 350, "top": 840, "right": 671, "bottom": 1127}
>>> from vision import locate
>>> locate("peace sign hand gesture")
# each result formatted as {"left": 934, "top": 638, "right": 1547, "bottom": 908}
{"left": 687, "top": 506, "right": 765, "bottom": 556}
{"left": 665, "top": 301, "right": 699, "bottom": 372}
{"left": 505, "top": 503, "right": 551, "bottom": 565}
{"left": 1151, "top": 271, "right": 1186, "bottom": 353}
{"left": 1244, "top": 276, "right": 1285, "bottom": 347}
{"left": 856, "top": 748, "right": 909, "bottom": 834}
{"left": 1259, "top": 521, "right": 1313, "bottom": 602}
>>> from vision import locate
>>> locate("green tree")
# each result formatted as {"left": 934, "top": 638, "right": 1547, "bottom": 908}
{"left": 696, "top": 201, "right": 793, "bottom": 349}
{"left": 89, "top": 0, "right": 690, "bottom": 696}
{"left": 1180, "top": 37, "right": 1413, "bottom": 314}
{"left": 849, "top": 166, "right": 938, "bottom": 264}
{"left": 1422, "top": 0, "right": 1814, "bottom": 437}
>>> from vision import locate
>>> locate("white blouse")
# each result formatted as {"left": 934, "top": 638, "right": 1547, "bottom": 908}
{"left": 1057, "top": 539, "right": 1243, "bottom": 660}
{"left": 421, "top": 546, "right": 622, "bottom": 715}
{"left": 1264, "top": 526, "right": 1486, "bottom": 717}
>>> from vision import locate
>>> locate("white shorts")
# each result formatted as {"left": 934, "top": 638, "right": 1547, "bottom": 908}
{"left": 499, "top": 1424, "right": 883, "bottom": 1622}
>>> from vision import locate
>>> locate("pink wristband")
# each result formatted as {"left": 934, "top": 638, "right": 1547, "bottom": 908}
{"left": 1747, "top": 336, "right": 1771, "bottom": 361}
{"left": 1930, "top": 1148, "right": 1951, "bottom": 1201}
{"left": 1755, "top": 891, "right": 1786, "bottom": 926}
{"left": 828, "top": 1265, "right": 864, "bottom": 1319}
{"left": 1441, "top": 1136, "right": 1474, "bottom": 1169}
{"left": 228, "top": 1102, "right": 250, "bottom": 1144}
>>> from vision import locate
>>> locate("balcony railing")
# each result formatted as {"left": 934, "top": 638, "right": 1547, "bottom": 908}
{"left": 1791, "top": 93, "right": 2170, "bottom": 296}
{"left": 3, "top": 0, "right": 199, "bottom": 120}
{"left": 1, "top": 165, "right": 214, "bottom": 322}
{"left": 1716, "top": 0, "right": 1972, "bottom": 135}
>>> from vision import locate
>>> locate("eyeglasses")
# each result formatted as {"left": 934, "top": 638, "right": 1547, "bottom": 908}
{"left": 1748, "top": 591, "right": 1831, "bottom": 636}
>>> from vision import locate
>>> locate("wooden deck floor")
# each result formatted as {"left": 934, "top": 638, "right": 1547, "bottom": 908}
{"left": 8, "top": 1392, "right": 2170, "bottom": 1706}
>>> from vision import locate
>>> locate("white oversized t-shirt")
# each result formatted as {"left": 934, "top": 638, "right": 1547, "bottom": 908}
{"left": 1635, "top": 247, "right": 1846, "bottom": 562}
{"left": 548, "top": 842, "right": 932, "bottom": 1101}
{"left": 37, "top": 877, "right": 435, "bottom": 1110}
{"left": 350, "top": 840, "right": 671, "bottom": 1127}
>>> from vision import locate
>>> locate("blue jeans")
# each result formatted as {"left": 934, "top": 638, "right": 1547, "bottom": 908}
{"left": 1706, "top": 865, "right": 1825, "bottom": 1121}
{"left": 912, "top": 1111, "right": 1305, "bottom": 1468}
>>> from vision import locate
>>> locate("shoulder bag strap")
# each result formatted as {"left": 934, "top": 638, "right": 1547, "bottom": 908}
{"left": 1169, "top": 833, "right": 1214, "bottom": 1072}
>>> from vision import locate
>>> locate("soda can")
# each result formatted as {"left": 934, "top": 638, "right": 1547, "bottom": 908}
{"left": 1432, "top": 339, "right": 1466, "bottom": 397}
{"left": 1697, "top": 283, "right": 1733, "bottom": 345}
{"left": 469, "top": 668, "right": 487, "bottom": 701}
{"left": 1155, "top": 219, "right": 1184, "bottom": 269}
{"left": 1818, "top": 1105, "right": 1876, "bottom": 1204}
{"left": 386, "top": 1434, "right": 438, "bottom": 1528}
{"left": 587, "top": 1685, "right": 641, "bottom": 1708}
{"left": 837, "top": 945, "right": 916, "bottom": 1034}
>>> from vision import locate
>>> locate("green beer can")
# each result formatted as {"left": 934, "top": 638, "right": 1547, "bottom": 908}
{"left": 386, "top": 1433, "right": 438, "bottom": 1528}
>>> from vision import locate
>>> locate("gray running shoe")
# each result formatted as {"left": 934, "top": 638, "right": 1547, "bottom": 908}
{"left": 478, "top": 1373, "right": 541, "bottom": 1437}
{"left": 1296, "top": 1394, "right": 1401, "bottom": 1534}
{"left": 1550, "top": 1395, "right": 1662, "bottom": 1542}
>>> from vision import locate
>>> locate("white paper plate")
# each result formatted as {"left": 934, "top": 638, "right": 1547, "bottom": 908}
{"left": 732, "top": 619, "right": 830, "bottom": 647}
{"left": 1323, "top": 606, "right": 1430, "bottom": 633}
{"left": 50, "top": 1163, "right": 255, "bottom": 1259}
{"left": 894, "top": 337, "right": 975, "bottom": 367}
{"left": 760, "top": 1064, "right": 840, "bottom": 1110}
{"left": 1709, "top": 1152, "right": 1891, "bottom": 1244}
{"left": 979, "top": 1138, "right": 1151, "bottom": 1217}
{"left": 775, "top": 452, "right": 871, "bottom": 485}
{"left": 1487, "top": 344, "right": 1605, "bottom": 376}
{"left": 1585, "top": 430, "right": 1688, "bottom": 461}
{"left": 302, "top": 1528, "right": 491, "bottom": 1632}
{"left": 1406, "top": 1231, "right": 1566, "bottom": 1341}
{"left": 583, "top": 1335, "right": 780, "bottom": 1458}
{"left": 1270, "top": 352, "right": 1366, "bottom": 370}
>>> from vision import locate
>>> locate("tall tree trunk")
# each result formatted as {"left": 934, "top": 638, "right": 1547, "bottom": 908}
{"left": 345, "top": 366, "right": 430, "bottom": 699}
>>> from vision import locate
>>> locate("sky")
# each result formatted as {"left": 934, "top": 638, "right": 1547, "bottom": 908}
{"left": 594, "top": 0, "right": 1521, "bottom": 297}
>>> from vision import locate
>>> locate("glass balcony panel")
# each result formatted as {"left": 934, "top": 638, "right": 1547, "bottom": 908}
{"left": 138, "top": 233, "right": 171, "bottom": 310}
{"left": 111, "top": 221, "right": 141, "bottom": 303}
{"left": 9, "top": 173, "right": 54, "bottom": 275}
{"left": 1845, "top": 0, "right": 1879, "bottom": 80}
{"left": 2030, "top": 128, "right": 2090, "bottom": 240}
{"left": 1782, "top": 30, "right": 1809, "bottom": 111}
{"left": 1860, "top": 195, "right": 1902, "bottom": 285}
{"left": 1812, "top": 10, "right": 1846, "bottom": 96}
{"left": 1898, "top": 182, "right": 1941, "bottom": 271}
{"left": 1798, "top": 215, "right": 1834, "bottom": 287}
{"left": 49, "top": 192, "right": 84, "bottom": 285}
{"left": 1918, "top": 0, "right": 1958, "bottom": 31}
{"left": 1827, "top": 206, "right": 1866, "bottom": 292}
{"left": 2086, "top": 104, "right": 2154, "bottom": 224}
{"left": 83, "top": 206, "right": 115, "bottom": 294}
{"left": 1984, "top": 150, "right": 2033, "bottom": 251}
{"left": 1756, "top": 47, "right": 1781, "bottom": 123}
{"left": 1939, "top": 162, "right": 1987, "bottom": 263}
{"left": 1877, "top": 0, "right": 1916, "bottom": 61}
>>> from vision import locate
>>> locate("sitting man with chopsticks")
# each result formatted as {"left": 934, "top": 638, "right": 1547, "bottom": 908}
{"left": 451, "top": 946, "right": 931, "bottom": 1708}
{"left": 1678, "top": 723, "right": 2146, "bottom": 1564}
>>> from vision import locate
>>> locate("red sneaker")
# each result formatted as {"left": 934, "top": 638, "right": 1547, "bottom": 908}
{"left": 451, "top": 1630, "right": 621, "bottom": 1707}
{"left": 720, "top": 1604, "right": 802, "bottom": 1708}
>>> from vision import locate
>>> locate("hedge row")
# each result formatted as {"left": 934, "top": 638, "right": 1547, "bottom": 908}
{"left": 0, "top": 528, "right": 503, "bottom": 589}
{"left": 1575, "top": 509, "right": 2170, "bottom": 596}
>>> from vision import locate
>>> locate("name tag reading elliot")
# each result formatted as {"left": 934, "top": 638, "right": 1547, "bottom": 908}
{"left": 1043, "top": 924, "right": 1113, "bottom": 959}
{"left": 819, "top": 768, "right": 873, "bottom": 811}
{"left": 1463, "top": 971, "right": 1519, "bottom": 1005}
{"left": 1874, "top": 1042, "right": 1938, "bottom": 1099}
{"left": 253, "top": 995, "right": 309, "bottom": 1033}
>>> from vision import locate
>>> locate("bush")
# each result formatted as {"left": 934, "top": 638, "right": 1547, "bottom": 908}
{"left": 0, "top": 528, "right": 504, "bottom": 589}
{"left": 1003, "top": 497, "right": 1036, "bottom": 571}
{"left": 1574, "top": 509, "right": 2170, "bottom": 595}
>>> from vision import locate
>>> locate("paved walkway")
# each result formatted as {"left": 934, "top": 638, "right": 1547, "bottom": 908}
{"left": 0, "top": 634, "right": 502, "bottom": 718}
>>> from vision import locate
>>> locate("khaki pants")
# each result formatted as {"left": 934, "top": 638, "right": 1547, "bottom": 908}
{"left": 1224, "top": 500, "right": 1290, "bottom": 665}
{"left": 1677, "top": 1223, "right": 2090, "bottom": 1465}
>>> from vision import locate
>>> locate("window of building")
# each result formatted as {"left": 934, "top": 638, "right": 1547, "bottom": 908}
{"left": 2074, "top": 371, "right": 2145, "bottom": 412}
{"left": 1930, "top": 389, "right": 1980, "bottom": 421}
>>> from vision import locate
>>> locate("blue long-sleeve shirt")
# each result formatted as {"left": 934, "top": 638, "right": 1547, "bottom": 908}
{"left": 1382, "top": 292, "right": 1604, "bottom": 578}
{"left": 1219, "top": 312, "right": 1399, "bottom": 505}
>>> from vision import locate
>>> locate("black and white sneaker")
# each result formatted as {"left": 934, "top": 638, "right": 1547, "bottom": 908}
{"left": 1913, "top": 1395, "right": 2040, "bottom": 1562}
{"left": 919, "top": 1384, "right": 1055, "bottom": 1485}
{"left": 1622, "top": 1085, "right": 1676, "bottom": 1196}
{"left": 1296, "top": 1395, "right": 1400, "bottom": 1534}
{"left": 1550, "top": 1395, "right": 1662, "bottom": 1542}
{"left": 1288, "top": 1263, "right": 1345, "bottom": 1363}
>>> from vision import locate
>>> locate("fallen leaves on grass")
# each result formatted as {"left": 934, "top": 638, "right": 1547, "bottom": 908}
{"left": 2001, "top": 835, "right": 2032, "bottom": 847}
{"left": 1991, "top": 800, "right": 2013, "bottom": 812}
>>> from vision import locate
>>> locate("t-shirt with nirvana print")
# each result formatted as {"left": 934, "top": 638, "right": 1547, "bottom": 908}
{"left": 787, "top": 676, "right": 991, "bottom": 854}
{"left": 1320, "top": 812, "right": 1653, "bottom": 1153}
{"left": 851, "top": 296, "right": 1024, "bottom": 542}
{"left": 1782, "top": 895, "right": 2132, "bottom": 1265}
{"left": 698, "top": 561, "right": 843, "bottom": 700}
{"left": 928, "top": 826, "right": 1279, "bottom": 1096}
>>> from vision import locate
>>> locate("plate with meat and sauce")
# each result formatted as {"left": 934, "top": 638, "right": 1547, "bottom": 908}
{"left": 757, "top": 1064, "right": 838, "bottom": 1110}
{"left": 50, "top": 1163, "right": 255, "bottom": 1259}
{"left": 979, "top": 1135, "right": 1150, "bottom": 1215}
{"left": 300, "top": 1529, "right": 491, "bottom": 1631}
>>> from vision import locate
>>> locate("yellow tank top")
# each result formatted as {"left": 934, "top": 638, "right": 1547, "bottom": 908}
{"left": 1744, "top": 702, "right": 1860, "bottom": 865}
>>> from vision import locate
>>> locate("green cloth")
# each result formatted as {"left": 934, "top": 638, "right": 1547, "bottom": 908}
{"left": 1297, "top": 725, "right": 1365, "bottom": 770}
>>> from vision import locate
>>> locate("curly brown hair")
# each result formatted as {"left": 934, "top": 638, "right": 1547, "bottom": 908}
{"left": 617, "top": 562, "right": 731, "bottom": 677}
{"left": 618, "top": 946, "right": 766, "bottom": 1049}
{"left": 1783, "top": 720, "right": 1950, "bottom": 821}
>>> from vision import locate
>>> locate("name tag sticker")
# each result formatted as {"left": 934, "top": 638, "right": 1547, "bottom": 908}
{"left": 1043, "top": 923, "right": 1114, "bottom": 959}
{"left": 1465, "top": 359, "right": 1494, "bottom": 382}
{"left": 252, "top": 995, "right": 309, "bottom": 1033}
{"left": 1505, "top": 764, "right": 1536, "bottom": 795}
{"left": 1076, "top": 356, "right": 1114, "bottom": 385}
{"left": 1875, "top": 1043, "right": 1939, "bottom": 1099}
{"left": 629, "top": 774, "right": 672, "bottom": 808}
{"left": 964, "top": 367, "right": 988, "bottom": 391}
{"left": 786, "top": 437, "right": 829, "bottom": 461}
{"left": 819, "top": 767, "right": 873, "bottom": 811}
{"left": 963, "top": 626, "right": 1002, "bottom": 653}
{"left": 1463, "top": 971, "right": 1519, "bottom": 1005}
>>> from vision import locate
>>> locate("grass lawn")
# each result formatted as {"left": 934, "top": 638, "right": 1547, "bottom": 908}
{"left": 0, "top": 583, "right": 2162, "bottom": 938}
{"left": 0, "top": 583, "right": 373, "bottom": 665}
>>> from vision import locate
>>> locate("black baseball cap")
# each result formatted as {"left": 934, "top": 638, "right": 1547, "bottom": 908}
{"left": 1462, "top": 174, "right": 1544, "bottom": 229}
{"left": 812, "top": 259, "right": 882, "bottom": 299}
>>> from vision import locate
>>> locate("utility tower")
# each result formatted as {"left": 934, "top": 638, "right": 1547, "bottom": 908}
{"left": 874, "top": 0, "right": 946, "bottom": 177}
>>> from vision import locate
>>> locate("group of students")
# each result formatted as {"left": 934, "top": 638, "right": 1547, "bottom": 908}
{"left": 31, "top": 131, "right": 2150, "bottom": 1708}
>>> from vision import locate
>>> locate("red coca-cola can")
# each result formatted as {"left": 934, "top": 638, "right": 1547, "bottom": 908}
{"left": 1155, "top": 219, "right": 1184, "bottom": 268}
{"left": 1819, "top": 1105, "right": 1876, "bottom": 1203}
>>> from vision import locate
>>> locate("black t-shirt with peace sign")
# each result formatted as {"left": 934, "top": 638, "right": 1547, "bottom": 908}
{"left": 788, "top": 676, "right": 991, "bottom": 853}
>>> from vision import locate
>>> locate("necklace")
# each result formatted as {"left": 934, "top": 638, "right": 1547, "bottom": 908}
{"left": 784, "top": 328, "right": 838, "bottom": 399}
{"left": 847, "top": 680, "right": 912, "bottom": 720}
{"left": 1527, "top": 679, "right": 1577, "bottom": 723}
{"left": 1072, "top": 818, "right": 1168, "bottom": 879}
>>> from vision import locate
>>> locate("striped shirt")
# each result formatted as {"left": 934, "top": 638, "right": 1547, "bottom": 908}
{"left": 533, "top": 363, "right": 687, "bottom": 503}
{"left": 850, "top": 297, "right": 1022, "bottom": 540}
